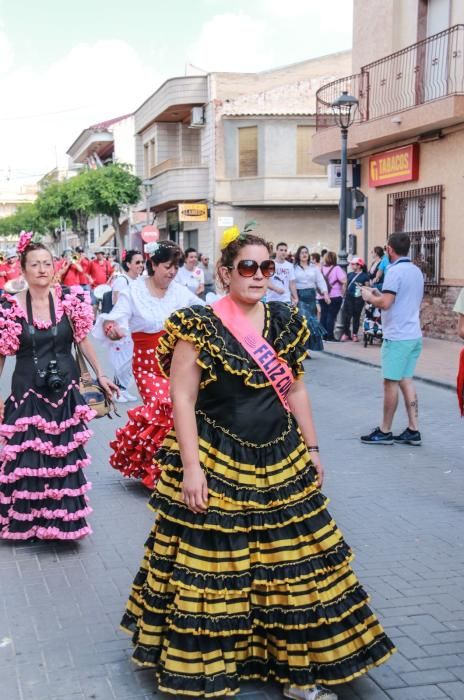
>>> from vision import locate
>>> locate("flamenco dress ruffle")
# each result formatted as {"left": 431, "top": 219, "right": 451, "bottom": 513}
{"left": 109, "top": 331, "right": 172, "bottom": 489}
{"left": 0, "top": 383, "right": 95, "bottom": 540}
{"left": 120, "top": 303, "right": 395, "bottom": 697}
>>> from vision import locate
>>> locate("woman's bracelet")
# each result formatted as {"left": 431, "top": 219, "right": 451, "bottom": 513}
{"left": 307, "top": 445, "right": 319, "bottom": 453}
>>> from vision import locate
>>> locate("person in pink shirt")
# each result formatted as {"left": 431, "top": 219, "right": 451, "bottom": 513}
{"left": 319, "top": 251, "right": 347, "bottom": 342}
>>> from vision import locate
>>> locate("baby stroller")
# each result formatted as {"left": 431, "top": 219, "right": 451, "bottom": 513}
{"left": 363, "top": 302, "right": 383, "bottom": 347}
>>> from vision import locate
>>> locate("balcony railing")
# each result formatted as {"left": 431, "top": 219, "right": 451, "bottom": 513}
{"left": 149, "top": 157, "right": 205, "bottom": 178}
{"left": 316, "top": 24, "right": 464, "bottom": 129}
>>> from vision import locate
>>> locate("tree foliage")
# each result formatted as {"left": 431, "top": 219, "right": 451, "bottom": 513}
{"left": 0, "top": 203, "right": 47, "bottom": 239}
{"left": 90, "top": 164, "right": 142, "bottom": 249}
{"left": 0, "top": 164, "right": 142, "bottom": 250}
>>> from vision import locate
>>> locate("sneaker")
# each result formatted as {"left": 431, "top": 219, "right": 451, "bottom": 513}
{"left": 352, "top": 334, "right": 359, "bottom": 342}
{"left": 360, "top": 427, "right": 394, "bottom": 445}
{"left": 284, "top": 685, "right": 338, "bottom": 700}
{"left": 393, "top": 427, "right": 422, "bottom": 446}
{"left": 340, "top": 334, "right": 350, "bottom": 342}
{"left": 124, "top": 391, "right": 138, "bottom": 402}
{"left": 115, "top": 391, "right": 129, "bottom": 403}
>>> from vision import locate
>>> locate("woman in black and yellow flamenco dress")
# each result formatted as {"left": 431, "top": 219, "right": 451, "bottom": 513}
{"left": 121, "top": 231, "right": 395, "bottom": 700}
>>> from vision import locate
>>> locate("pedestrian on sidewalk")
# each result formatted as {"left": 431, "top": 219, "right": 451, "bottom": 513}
{"left": 340, "top": 257, "right": 370, "bottom": 342}
{"left": 266, "top": 241, "right": 298, "bottom": 306}
{"left": 120, "top": 228, "right": 395, "bottom": 700}
{"left": 319, "top": 252, "right": 346, "bottom": 341}
{"left": 360, "top": 233, "right": 424, "bottom": 446}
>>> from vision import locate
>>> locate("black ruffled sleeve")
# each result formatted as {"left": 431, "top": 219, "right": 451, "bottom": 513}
{"left": 268, "top": 302, "right": 309, "bottom": 378}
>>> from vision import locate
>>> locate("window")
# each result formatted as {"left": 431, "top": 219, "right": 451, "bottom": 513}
{"left": 387, "top": 185, "right": 443, "bottom": 287}
{"left": 89, "top": 228, "right": 95, "bottom": 244}
{"left": 296, "top": 126, "right": 312, "bottom": 175}
{"left": 238, "top": 126, "right": 258, "bottom": 177}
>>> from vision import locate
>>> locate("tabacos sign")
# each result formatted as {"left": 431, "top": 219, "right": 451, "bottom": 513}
{"left": 178, "top": 202, "right": 208, "bottom": 222}
{"left": 369, "top": 144, "right": 419, "bottom": 187}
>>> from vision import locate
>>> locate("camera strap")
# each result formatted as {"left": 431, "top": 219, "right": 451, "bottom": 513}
{"left": 26, "top": 291, "right": 58, "bottom": 368}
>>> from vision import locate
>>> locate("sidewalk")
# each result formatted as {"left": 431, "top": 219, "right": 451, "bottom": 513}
{"left": 322, "top": 335, "right": 461, "bottom": 389}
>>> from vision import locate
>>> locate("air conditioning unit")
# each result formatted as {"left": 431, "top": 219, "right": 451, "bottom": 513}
{"left": 189, "top": 106, "right": 205, "bottom": 128}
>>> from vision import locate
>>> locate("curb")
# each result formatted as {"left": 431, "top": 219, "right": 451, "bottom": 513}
{"left": 322, "top": 349, "right": 455, "bottom": 392}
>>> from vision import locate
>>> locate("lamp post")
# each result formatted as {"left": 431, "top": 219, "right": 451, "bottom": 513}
{"left": 331, "top": 90, "right": 359, "bottom": 271}
{"left": 142, "top": 179, "right": 153, "bottom": 225}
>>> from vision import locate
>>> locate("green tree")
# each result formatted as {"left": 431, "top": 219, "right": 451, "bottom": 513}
{"left": 36, "top": 172, "right": 97, "bottom": 247}
{"left": 91, "top": 163, "right": 142, "bottom": 250}
{"left": 0, "top": 203, "right": 47, "bottom": 240}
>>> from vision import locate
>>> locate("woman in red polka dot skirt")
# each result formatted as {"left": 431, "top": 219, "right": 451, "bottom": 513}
{"left": 93, "top": 242, "right": 203, "bottom": 488}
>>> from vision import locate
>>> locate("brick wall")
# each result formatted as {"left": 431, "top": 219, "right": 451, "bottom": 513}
{"left": 421, "top": 286, "right": 462, "bottom": 340}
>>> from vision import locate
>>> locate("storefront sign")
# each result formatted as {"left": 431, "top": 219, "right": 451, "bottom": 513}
{"left": 178, "top": 203, "right": 208, "bottom": 222}
{"left": 369, "top": 144, "right": 419, "bottom": 187}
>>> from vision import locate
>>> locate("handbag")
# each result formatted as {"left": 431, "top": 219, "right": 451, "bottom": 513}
{"left": 67, "top": 313, "right": 118, "bottom": 419}
{"left": 73, "top": 343, "right": 117, "bottom": 419}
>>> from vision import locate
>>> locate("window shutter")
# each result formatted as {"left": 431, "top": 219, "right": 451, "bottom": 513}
{"left": 238, "top": 127, "right": 258, "bottom": 177}
{"left": 296, "top": 126, "right": 312, "bottom": 175}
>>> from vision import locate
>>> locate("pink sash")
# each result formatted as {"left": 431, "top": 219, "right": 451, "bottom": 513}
{"left": 212, "top": 296, "right": 294, "bottom": 410}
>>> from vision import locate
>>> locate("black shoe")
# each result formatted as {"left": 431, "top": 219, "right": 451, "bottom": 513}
{"left": 393, "top": 428, "right": 422, "bottom": 446}
{"left": 361, "top": 427, "right": 394, "bottom": 445}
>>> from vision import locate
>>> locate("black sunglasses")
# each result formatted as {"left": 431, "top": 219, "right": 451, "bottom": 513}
{"left": 229, "top": 259, "right": 275, "bottom": 278}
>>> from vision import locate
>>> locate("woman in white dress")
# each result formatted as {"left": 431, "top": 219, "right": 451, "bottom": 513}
{"left": 106, "top": 250, "right": 144, "bottom": 403}
{"left": 94, "top": 241, "right": 203, "bottom": 488}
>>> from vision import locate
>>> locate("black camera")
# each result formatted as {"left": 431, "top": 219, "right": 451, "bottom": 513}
{"left": 35, "top": 360, "right": 64, "bottom": 392}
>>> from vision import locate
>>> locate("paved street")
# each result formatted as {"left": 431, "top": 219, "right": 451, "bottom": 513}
{"left": 1, "top": 349, "right": 463, "bottom": 700}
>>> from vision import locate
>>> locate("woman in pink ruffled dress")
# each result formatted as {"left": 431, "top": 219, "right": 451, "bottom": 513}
{"left": 0, "top": 235, "right": 117, "bottom": 540}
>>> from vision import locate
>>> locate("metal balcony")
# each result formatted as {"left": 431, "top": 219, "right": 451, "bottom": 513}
{"left": 316, "top": 24, "right": 464, "bottom": 130}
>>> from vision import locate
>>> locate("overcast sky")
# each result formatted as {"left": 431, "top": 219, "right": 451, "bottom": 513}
{"left": 0, "top": 0, "right": 352, "bottom": 185}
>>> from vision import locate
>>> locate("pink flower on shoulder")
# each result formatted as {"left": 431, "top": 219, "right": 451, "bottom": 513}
{"left": 61, "top": 289, "right": 93, "bottom": 343}
{"left": 0, "top": 303, "right": 22, "bottom": 356}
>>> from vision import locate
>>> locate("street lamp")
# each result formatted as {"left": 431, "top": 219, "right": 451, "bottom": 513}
{"left": 142, "top": 179, "right": 153, "bottom": 225}
{"left": 331, "top": 90, "right": 359, "bottom": 271}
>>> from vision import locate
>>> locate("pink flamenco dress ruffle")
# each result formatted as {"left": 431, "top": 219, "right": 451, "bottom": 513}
{"left": 109, "top": 331, "right": 172, "bottom": 490}
{"left": 0, "top": 382, "right": 96, "bottom": 540}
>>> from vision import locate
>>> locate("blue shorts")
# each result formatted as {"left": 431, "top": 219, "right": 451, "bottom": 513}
{"left": 381, "top": 338, "right": 423, "bottom": 381}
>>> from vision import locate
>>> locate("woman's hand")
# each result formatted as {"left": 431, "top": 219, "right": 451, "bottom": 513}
{"left": 323, "top": 294, "right": 331, "bottom": 304}
{"left": 182, "top": 466, "right": 208, "bottom": 513}
{"left": 103, "top": 321, "right": 125, "bottom": 340}
{"left": 309, "top": 452, "right": 324, "bottom": 489}
{"left": 97, "top": 375, "right": 120, "bottom": 400}
{"left": 0, "top": 398, "right": 4, "bottom": 423}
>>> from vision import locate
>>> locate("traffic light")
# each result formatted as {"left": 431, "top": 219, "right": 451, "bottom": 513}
{"left": 347, "top": 188, "right": 366, "bottom": 220}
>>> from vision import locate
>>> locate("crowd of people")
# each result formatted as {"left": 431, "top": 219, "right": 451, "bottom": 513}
{"left": 4, "top": 225, "right": 448, "bottom": 699}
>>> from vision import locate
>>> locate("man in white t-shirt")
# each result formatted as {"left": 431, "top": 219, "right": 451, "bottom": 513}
{"left": 266, "top": 242, "right": 298, "bottom": 305}
{"left": 360, "top": 233, "right": 424, "bottom": 446}
{"left": 175, "top": 248, "right": 205, "bottom": 297}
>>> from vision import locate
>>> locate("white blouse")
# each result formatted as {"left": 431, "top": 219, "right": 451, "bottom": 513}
{"left": 294, "top": 263, "right": 328, "bottom": 293}
{"left": 93, "top": 277, "right": 204, "bottom": 340}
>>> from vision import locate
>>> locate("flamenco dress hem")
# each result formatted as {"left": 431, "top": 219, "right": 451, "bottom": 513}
{"left": 109, "top": 331, "right": 172, "bottom": 489}
{"left": 0, "top": 381, "right": 95, "bottom": 541}
{"left": 120, "top": 304, "right": 395, "bottom": 696}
